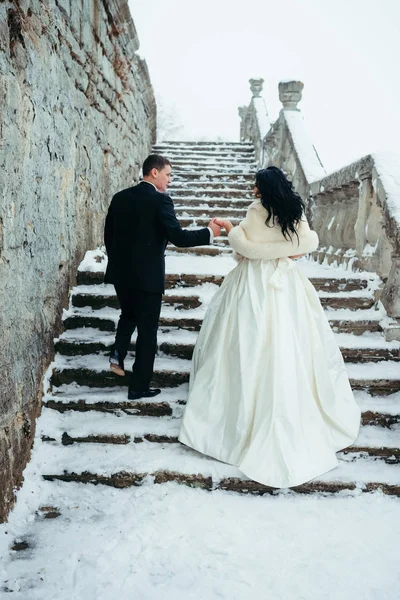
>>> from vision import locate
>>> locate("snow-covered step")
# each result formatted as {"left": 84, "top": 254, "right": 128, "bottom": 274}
{"left": 165, "top": 245, "right": 231, "bottom": 256}
{"left": 43, "top": 391, "right": 400, "bottom": 429}
{"left": 75, "top": 270, "right": 372, "bottom": 295}
{"left": 40, "top": 384, "right": 400, "bottom": 432}
{"left": 173, "top": 206, "right": 248, "bottom": 217}
{"left": 62, "top": 305, "right": 385, "bottom": 336}
{"left": 173, "top": 164, "right": 256, "bottom": 174}
{"left": 164, "top": 152, "right": 257, "bottom": 162}
{"left": 153, "top": 142, "right": 254, "bottom": 151}
{"left": 54, "top": 328, "right": 400, "bottom": 364}
{"left": 43, "top": 383, "right": 400, "bottom": 429}
{"left": 70, "top": 286, "right": 377, "bottom": 312}
{"left": 38, "top": 408, "right": 400, "bottom": 465}
{"left": 40, "top": 441, "right": 400, "bottom": 496}
{"left": 49, "top": 352, "right": 400, "bottom": 394}
{"left": 170, "top": 179, "right": 252, "bottom": 187}
{"left": 154, "top": 144, "right": 255, "bottom": 153}
{"left": 170, "top": 156, "right": 256, "bottom": 165}
{"left": 169, "top": 184, "right": 252, "bottom": 194}
{"left": 172, "top": 172, "right": 256, "bottom": 182}
{"left": 76, "top": 270, "right": 373, "bottom": 294}
{"left": 178, "top": 216, "right": 243, "bottom": 227}
{"left": 71, "top": 290, "right": 203, "bottom": 310}
{"left": 50, "top": 354, "right": 191, "bottom": 389}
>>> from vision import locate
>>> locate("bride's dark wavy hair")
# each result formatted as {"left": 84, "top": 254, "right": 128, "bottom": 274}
{"left": 255, "top": 167, "right": 306, "bottom": 242}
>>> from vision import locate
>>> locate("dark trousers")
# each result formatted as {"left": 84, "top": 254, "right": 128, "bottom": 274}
{"left": 114, "top": 285, "right": 162, "bottom": 391}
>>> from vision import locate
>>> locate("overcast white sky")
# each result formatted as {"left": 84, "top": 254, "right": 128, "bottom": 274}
{"left": 128, "top": 0, "right": 400, "bottom": 173}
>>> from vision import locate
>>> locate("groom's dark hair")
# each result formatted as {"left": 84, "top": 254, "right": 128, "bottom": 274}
{"left": 142, "top": 154, "right": 171, "bottom": 176}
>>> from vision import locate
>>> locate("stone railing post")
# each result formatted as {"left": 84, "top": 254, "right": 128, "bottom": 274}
{"left": 278, "top": 80, "right": 304, "bottom": 110}
{"left": 354, "top": 169, "right": 373, "bottom": 258}
{"left": 381, "top": 254, "right": 400, "bottom": 339}
{"left": 238, "top": 106, "right": 248, "bottom": 142}
{"left": 238, "top": 78, "right": 270, "bottom": 165}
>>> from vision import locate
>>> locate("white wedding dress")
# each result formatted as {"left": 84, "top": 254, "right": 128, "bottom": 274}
{"left": 179, "top": 203, "right": 361, "bottom": 489}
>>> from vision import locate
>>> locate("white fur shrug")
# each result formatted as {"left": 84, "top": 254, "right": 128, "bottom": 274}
{"left": 228, "top": 200, "right": 319, "bottom": 260}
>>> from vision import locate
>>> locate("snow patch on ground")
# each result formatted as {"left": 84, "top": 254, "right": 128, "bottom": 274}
{"left": 1, "top": 484, "right": 400, "bottom": 600}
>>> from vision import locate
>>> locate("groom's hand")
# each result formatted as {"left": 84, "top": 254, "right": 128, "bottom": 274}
{"left": 208, "top": 219, "right": 222, "bottom": 237}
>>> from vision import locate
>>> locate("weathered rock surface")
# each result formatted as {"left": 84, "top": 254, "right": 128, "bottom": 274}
{"left": 0, "top": 0, "right": 156, "bottom": 521}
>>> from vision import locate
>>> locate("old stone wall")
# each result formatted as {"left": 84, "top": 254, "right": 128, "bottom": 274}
{"left": 0, "top": 0, "right": 156, "bottom": 521}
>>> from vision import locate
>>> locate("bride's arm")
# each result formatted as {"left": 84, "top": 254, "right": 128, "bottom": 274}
{"left": 228, "top": 219, "right": 319, "bottom": 260}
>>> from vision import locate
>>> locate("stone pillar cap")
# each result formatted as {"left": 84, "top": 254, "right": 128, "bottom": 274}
{"left": 278, "top": 80, "right": 304, "bottom": 110}
{"left": 249, "top": 78, "right": 264, "bottom": 97}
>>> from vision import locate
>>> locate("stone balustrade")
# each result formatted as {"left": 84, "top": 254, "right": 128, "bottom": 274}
{"left": 239, "top": 79, "right": 400, "bottom": 337}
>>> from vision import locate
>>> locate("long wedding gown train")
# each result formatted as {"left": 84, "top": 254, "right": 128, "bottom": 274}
{"left": 178, "top": 257, "right": 361, "bottom": 489}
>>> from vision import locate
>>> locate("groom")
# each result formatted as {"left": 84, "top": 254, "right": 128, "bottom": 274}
{"left": 104, "top": 154, "right": 221, "bottom": 400}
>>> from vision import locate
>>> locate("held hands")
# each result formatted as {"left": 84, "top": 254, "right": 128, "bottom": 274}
{"left": 208, "top": 219, "right": 222, "bottom": 237}
{"left": 212, "top": 218, "right": 234, "bottom": 234}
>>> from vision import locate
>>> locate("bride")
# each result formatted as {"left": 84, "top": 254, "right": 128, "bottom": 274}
{"left": 179, "top": 166, "right": 361, "bottom": 489}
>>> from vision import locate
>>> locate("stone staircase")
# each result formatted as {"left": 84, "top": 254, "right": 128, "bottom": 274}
{"left": 41, "top": 141, "right": 400, "bottom": 496}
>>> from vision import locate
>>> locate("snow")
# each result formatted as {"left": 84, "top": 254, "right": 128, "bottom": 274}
{"left": 76, "top": 250, "right": 382, "bottom": 286}
{"left": 327, "top": 216, "right": 335, "bottom": 230}
{"left": 372, "top": 151, "right": 400, "bottom": 225}
{"left": 356, "top": 425, "right": 400, "bottom": 448}
{"left": 333, "top": 331, "right": 400, "bottom": 350}
{"left": 50, "top": 382, "right": 189, "bottom": 405}
{"left": 345, "top": 361, "right": 400, "bottom": 381}
{"left": 53, "top": 353, "right": 192, "bottom": 374}
{"left": 77, "top": 248, "right": 107, "bottom": 272}
{"left": 252, "top": 96, "right": 271, "bottom": 138}
{"left": 1, "top": 483, "right": 399, "bottom": 600}
{"left": 71, "top": 283, "right": 115, "bottom": 296}
{"left": 354, "top": 390, "right": 400, "bottom": 414}
{"left": 37, "top": 407, "right": 399, "bottom": 450}
{"left": 7, "top": 430, "right": 400, "bottom": 486}
{"left": 283, "top": 110, "right": 326, "bottom": 183}
{"left": 323, "top": 306, "right": 384, "bottom": 321}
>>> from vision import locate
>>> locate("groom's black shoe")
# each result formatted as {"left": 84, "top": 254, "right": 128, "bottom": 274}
{"left": 128, "top": 388, "right": 161, "bottom": 400}
{"left": 109, "top": 350, "right": 125, "bottom": 377}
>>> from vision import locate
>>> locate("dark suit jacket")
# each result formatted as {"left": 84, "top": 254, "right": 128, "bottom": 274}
{"left": 104, "top": 181, "right": 210, "bottom": 293}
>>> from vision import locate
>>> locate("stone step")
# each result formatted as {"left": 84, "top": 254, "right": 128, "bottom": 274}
{"left": 62, "top": 312, "right": 381, "bottom": 336}
{"left": 169, "top": 181, "right": 252, "bottom": 189}
{"left": 153, "top": 145, "right": 255, "bottom": 154}
{"left": 40, "top": 442, "right": 400, "bottom": 496}
{"left": 76, "top": 270, "right": 370, "bottom": 292}
{"left": 42, "top": 427, "right": 400, "bottom": 466}
{"left": 170, "top": 157, "right": 256, "bottom": 166}
{"left": 173, "top": 165, "right": 256, "bottom": 174}
{"left": 165, "top": 152, "right": 257, "bottom": 161}
{"left": 70, "top": 289, "right": 375, "bottom": 312}
{"left": 50, "top": 362, "right": 400, "bottom": 395}
{"left": 44, "top": 395, "right": 400, "bottom": 429}
{"left": 166, "top": 246, "right": 231, "bottom": 256}
{"left": 42, "top": 384, "right": 400, "bottom": 422}
{"left": 174, "top": 207, "right": 247, "bottom": 218}
{"left": 55, "top": 335, "right": 399, "bottom": 363}
{"left": 178, "top": 216, "right": 242, "bottom": 227}
{"left": 153, "top": 142, "right": 254, "bottom": 151}
{"left": 174, "top": 198, "right": 250, "bottom": 209}
{"left": 71, "top": 293, "right": 203, "bottom": 310}
{"left": 172, "top": 189, "right": 252, "bottom": 200}
{"left": 172, "top": 173, "right": 255, "bottom": 182}
{"left": 41, "top": 468, "right": 400, "bottom": 496}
